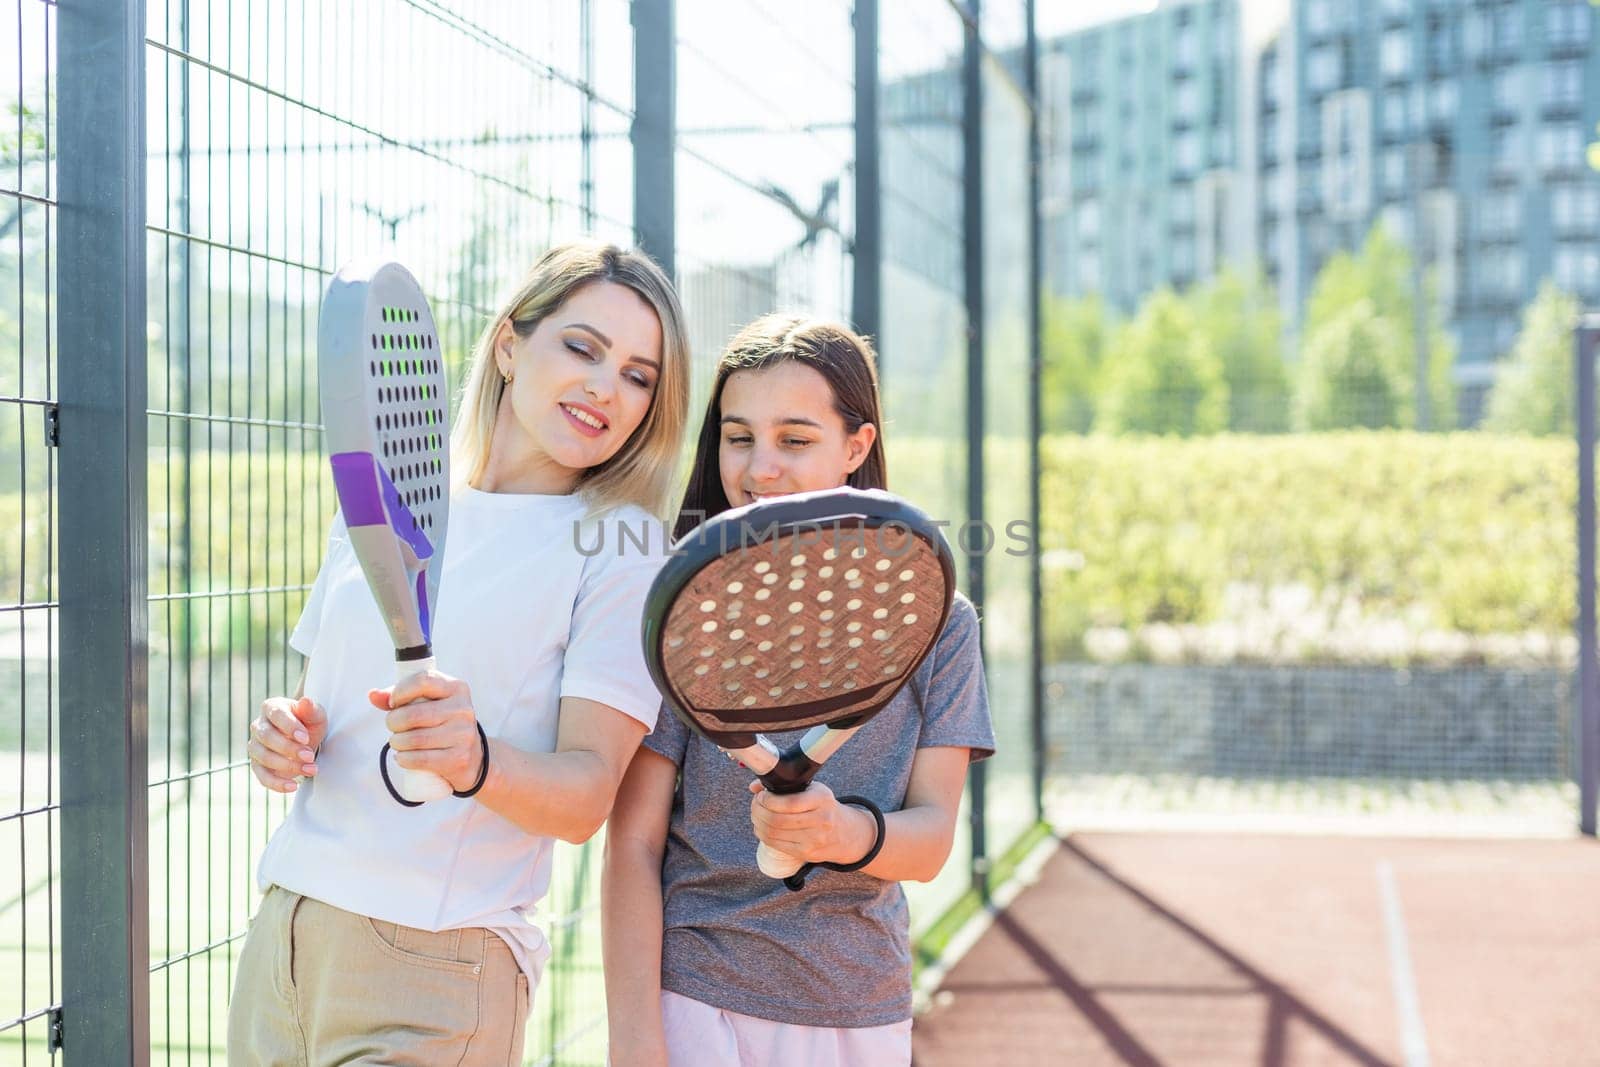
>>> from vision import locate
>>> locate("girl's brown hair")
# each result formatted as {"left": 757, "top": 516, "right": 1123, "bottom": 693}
{"left": 675, "top": 313, "right": 886, "bottom": 539}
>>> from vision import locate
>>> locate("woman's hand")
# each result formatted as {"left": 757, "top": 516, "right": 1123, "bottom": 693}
{"left": 747, "top": 779, "right": 877, "bottom": 867}
{"left": 369, "top": 670, "right": 485, "bottom": 794}
{"left": 248, "top": 696, "right": 328, "bottom": 793}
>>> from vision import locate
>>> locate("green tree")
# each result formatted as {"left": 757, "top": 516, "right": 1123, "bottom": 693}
{"left": 1483, "top": 283, "right": 1582, "bottom": 436}
{"left": 1295, "top": 300, "right": 1407, "bottom": 430}
{"left": 1187, "top": 268, "right": 1289, "bottom": 432}
{"left": 1040, "top": 294, "right": 1110, "bottom": 434}
{"left": 1302, "top": 223, "right": 1456, "bottom": 429}
{"left": 1097, "top": 289, "right": 1228, "bottom": 436}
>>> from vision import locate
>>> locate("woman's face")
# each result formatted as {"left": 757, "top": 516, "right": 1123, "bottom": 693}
{"left": 490, "top": 280, "right": 662, "bottom": 493}
{"left": 717, "top": 361, "right": 876, "bottom": 508}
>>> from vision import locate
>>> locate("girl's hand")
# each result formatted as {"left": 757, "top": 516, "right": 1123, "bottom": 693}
{"left": 369, "top": 671, "right": 485, "bottom": 794}
{"left": 248, "top": 696, "right": 328, "bottom": 793}
{"left": 747, "top": 780, "right": 877, "bottom": 867}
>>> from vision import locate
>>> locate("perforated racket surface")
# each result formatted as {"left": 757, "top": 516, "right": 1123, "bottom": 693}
{"left": 643, "top": 488, "right": 955, "bottom": 882}
{"left": 318, "top": 260, "right": 452, "bottom": 805}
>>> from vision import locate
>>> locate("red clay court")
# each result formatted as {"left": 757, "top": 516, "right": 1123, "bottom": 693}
{"left": 913, "top": 832, "right": 1600, "bottom": 1067}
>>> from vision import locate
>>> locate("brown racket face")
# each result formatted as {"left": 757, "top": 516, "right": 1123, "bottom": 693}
{"left": 658, "top": 522, "right": 949, "bottom": 736}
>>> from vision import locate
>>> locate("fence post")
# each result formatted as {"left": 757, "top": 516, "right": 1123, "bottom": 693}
{"left": 852, "top": 0, "right": 881, "bottom": 353}
{"left": 962, "top": 0, "right": 988, "bottom": 900}
{"left": 1025, "top": 0, "right": 1045, "bottom": 824}
{"left": 58, "top": 0, "right": 151, "bottom": 1060}
{"left": 1579, "top": 315, "right": 1600, "bottom": 836}
{"left": 632, "top": 0, "right": 675, "bottom": 278}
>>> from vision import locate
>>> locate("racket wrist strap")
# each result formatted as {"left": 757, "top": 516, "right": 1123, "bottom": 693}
{"left": 781, "top": 795, "right": 886, "bottom": 891}
{"left": 378, "top": 722, "right": 490, "bottom": 806}
{"left": 451, "top": 723, "right": 491, "bottom": 798}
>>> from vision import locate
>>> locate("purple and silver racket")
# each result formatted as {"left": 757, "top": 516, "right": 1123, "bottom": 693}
{"left": 642, "top": 488, "right": 955, "bottom": 886}
{"left": 318, "top": 260, "right": 451, "bottom": 806}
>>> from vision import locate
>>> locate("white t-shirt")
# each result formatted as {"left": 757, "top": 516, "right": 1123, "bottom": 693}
{"left": 258, "top": 487, "right": 669, "bottom": 982}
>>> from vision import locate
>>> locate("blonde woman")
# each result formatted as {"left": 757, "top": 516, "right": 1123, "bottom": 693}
{"left": 230, "top": 241, "right": 690, "bottom": 1066}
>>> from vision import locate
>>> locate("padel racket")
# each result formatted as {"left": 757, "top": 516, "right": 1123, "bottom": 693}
{"left": 318, "top": 260, "right": 452, "bottom": 806}
{"left": 642, "top": 487, "right": 955, "bottom": 886}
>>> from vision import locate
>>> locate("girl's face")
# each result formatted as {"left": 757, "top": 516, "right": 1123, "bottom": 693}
{"left": 718, "top": 361, "right": 876, "bottom": 508}
{"left": 489, "top": 280, "right": 662, "bottom": 494}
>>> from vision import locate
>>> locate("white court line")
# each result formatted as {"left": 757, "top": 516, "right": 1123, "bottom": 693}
{"left": 1377, "top": 861, "right": 1431, "bottom": 1067}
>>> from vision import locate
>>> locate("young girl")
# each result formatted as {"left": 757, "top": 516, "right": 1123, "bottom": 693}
{"left": 602, "top": 314, "right": 995, "bottom": 1067}
{"left": 230, "top": 240, "right": 690, "bottom": 1066}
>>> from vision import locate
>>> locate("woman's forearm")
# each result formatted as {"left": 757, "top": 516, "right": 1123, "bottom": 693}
{"left": 473, "top": 740, "right": 615, "bottom": 842}
{"left": 601, "top": 841, "right": 669, "bottom": 1065}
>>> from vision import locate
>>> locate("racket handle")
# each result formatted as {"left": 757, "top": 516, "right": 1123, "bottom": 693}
{"left": 756, "top": 842, "right": 805, "bottom": 880}
{"left": 389, "top": 657, "right": 453, "bottom": 804}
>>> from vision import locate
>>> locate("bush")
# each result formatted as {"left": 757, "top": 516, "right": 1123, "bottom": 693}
{"left": 1041, "top": 432, "right": 1574, "bottom": 665}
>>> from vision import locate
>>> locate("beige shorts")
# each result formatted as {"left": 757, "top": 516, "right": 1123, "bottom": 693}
{"left": 659, "top": 988, "right": 912, "bottom": 1067}
{"left": 227, "top": 885, "right": 531, "bottom": 1067}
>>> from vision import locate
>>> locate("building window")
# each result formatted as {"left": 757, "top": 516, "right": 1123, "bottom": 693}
{"left": 1480, "top": 189, "right": 1520, "bottom": 239}
{"left": 1538, "top": 123, "right": 1585, "bottom": 172}
{"left": 1491, "top": 126, "right": 1521, "bottom": 176}
{"left": 1307, "top": 45, "right": 1341, "bottom": 93}
{"left": 1175, "top": 80, "right": 1200, "bottom": 123}
{"left": 1544, "top": 62, "right": 1583, "bottom": 111}
{"left": 1552, "top": 185, "right": 1577, "bottom": 229}
{"left": 1211, "top": 129, "right": 1234, "bottom": 167}
{"left": 1580, "top": 189, "right": 1600, "bottom": 231}
{"left": 1547, "top": 3, "right": 1593, "bottom": 50}
{"left": 1381, "top": 30, "right": 1411, "bottom": 80}
{"left": 1171, "top": 238, "right": 1195, "bottom": 279}
{"left": 1426, "top": 16, "right": 1455, "bottom": 71}
{"left": 1428, "top": 81, "right": 1458, "bottom": 126}
{"left": 1490, "top": 67, "right": 1520, "bottom": 114}
{"left": 1175, "top": 25, "right": 1198, "bottom": 70}
{"left": 1462, "top": 11, "right": 1488, "bottom": 61}
{"left": 1321, "top": 90, "right": 1372, "bottom": 220}
{"left": 1076, "top": 199, "right": 1100, "bottom": 241}
{"left": 1078, "top": 254, "right": 1101, "bottom": 291}
{"left": 1486, "top": 251, "right": 1524, "bottom": 299}
{"left": 1306, "top": 0, "right": 1333, "bottom": 37}
{"left": 1382, "top": 92, "right": 1408, "bottom": 139}
{"left": 1175, "top": 130, "right": 1201, "bottom": 175}
{"left": 1493, "top": 7, "right": 1522, "bottom": 56}
{"left": 1555, "top": 246, "right": 1600, "bottom": 294}
{"left": 1382, "top": 148, "right": 1407, "bottom": 196}
{"left": 1171, "top": 182, "right": 1195, "bottom": 226}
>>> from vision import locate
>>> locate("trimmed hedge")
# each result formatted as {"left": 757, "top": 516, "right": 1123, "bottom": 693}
{"left": 1041, "top": 432, "right": 1575, "bottom": 665}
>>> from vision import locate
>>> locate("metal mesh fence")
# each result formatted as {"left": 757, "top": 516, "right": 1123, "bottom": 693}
{"left": 878, "top": 0, "right": 972, "bottom": 932}
{"left": 144, "top": 1, "right": 632, "bottom": 1062}
{"left": 1, "top": 1, "right": 59, "bottom": 1060}
{"left": 1039, "top": 152, "right": 1587, "bottom": 828}
{"left": 3, "top": 0, "right": 1052, "bottom": 1061}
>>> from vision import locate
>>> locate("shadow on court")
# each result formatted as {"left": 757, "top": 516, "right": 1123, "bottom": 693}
{"left": 912, "top": 833, "right": 1600, "bottom": 1067}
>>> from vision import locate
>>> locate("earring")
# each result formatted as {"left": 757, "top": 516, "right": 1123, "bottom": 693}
{"left": 501, "top": 367, "right": 513, "bottom": 385}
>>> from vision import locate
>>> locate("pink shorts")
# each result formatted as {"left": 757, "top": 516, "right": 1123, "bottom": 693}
{"left": 660, "top": 989, "right": 912, "bottom": 1067}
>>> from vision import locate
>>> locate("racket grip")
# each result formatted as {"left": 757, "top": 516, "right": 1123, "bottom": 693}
{"left": 756, "top": 842, "right": 805, "bottom": 880}
{"left": 389, "top": 657, "right": 453, "bottom": 804}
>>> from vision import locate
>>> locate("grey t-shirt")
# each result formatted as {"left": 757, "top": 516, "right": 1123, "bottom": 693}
{"left": 643, "top": 593, "right": 995, "bottom": 1027}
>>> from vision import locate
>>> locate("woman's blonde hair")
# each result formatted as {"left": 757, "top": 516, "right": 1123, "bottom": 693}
{"left": 452, "top": 240, "right": 690, "bottom": 519}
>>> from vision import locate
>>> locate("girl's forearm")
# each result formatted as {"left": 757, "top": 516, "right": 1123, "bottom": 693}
{"left": 472, "top": 740, "right": 614, "bottom": 842}
{"left": 601, "top": 843, "right": 669, "bottom": 1065}
{"left": 845, "top": 803, "right": 956, "bottom": 884}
